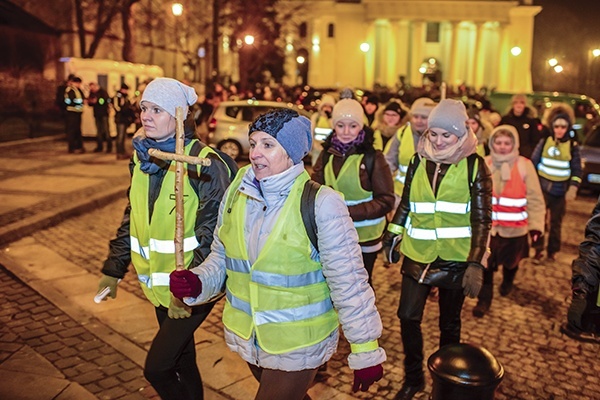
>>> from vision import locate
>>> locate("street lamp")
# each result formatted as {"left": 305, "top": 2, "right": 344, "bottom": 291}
{"left": 548, "top": 58, "right": 558, "bottom": 67}
{"left": 172, "top": 3, "right": 183, "bottom": 78}
{"left": 244, "top": 35, "right": 255, "bottom": 46}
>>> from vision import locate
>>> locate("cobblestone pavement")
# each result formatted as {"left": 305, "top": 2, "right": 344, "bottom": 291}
{"left": 1, "top": 137, "right": 600, "bottom": 399}
{"left": 21, "top": 191, "right": 600, "bottom": 400}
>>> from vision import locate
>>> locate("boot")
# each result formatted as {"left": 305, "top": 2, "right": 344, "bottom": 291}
{"left": 500, "top": 267, "right": 518, "bottom": 296}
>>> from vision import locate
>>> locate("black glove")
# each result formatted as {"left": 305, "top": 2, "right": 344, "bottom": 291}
{"left": 462, "top": 263, "right": 484, "bottom": 298}
{"left": 382, "top": 231, "right": 402, "bottom": 264}
{"left": 567, "top": 290, "right": 588, "bottom": 330}
{"left": 529, "top": 230, "right": 542, "bottom": 243}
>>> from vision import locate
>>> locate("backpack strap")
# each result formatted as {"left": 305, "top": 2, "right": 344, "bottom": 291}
{"left": 301, "top": 179, "right": 321, "bottom": 252}
{"left": 188, "top": 141, "right": 239, "bottom": 198}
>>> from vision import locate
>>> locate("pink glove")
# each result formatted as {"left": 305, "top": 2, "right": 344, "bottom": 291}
{"left": 352, "top": 364, "right": 383, "bottom": 392}
{"left": 170, "top": 270, "right": 202, "bottom": 299}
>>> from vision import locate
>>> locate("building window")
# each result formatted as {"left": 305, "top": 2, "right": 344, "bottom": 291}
{"left": 328, "top": 23, "right": 335, "bottom": 38}
{"left": 426, "top": 22, "right": 440, "bottom": 43}
{"left": 299, "top": 22, "right": 307, "bottom": 38}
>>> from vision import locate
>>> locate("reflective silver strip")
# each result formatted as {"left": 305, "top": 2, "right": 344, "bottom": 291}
{"left": 226, "top": 291, "right": 252, "bottom": 315}
{"left": 226, "top": 258, "right": 251, "bottom": 274}
{"left": 406, "top": 220, "right": 471, "bottom": 240}
{"left": 410, "top": 201, "right": 469, "bottom": 214}
{"left": 493, "top": 211, "right": 528, "bottom": 222}
{"left": 395, "top": 172, "right": 406, "bottom": 184}
{"left": 399, "top": 164, "right": 409, "bottom": 173}
{"left": 254, "top": 298, "right": 334, "bottom": 326}
{"left": 492, "top": 197, "right": 527, "bottom": 207}
{"left": 354, "top": 216, "right": 385, "bottom": 228}
{"left": 541, "top": 157, "right": 570, "bottom": 168}
{"left": 538, "top": 163, "right": 571, "bottom": 178}
{"left": 130, "top": 236, "right": 150, "bottom": 259}
{"left": 314, "top": 127, "right": 332, "bottom": 141}
{"left": 252, "top": 270, "right": 325, "bottom": 287}
{"left": 149, "top": 236, "right": 200, "bottom": 254}
{"left": 136, "top": 273, "right": 170, "bottom": 288}
{"left": 346, "top": 195, "right": 373, "bottom": 206}
{"left": 226, "top": 291, "right": 334, "bottom": 326}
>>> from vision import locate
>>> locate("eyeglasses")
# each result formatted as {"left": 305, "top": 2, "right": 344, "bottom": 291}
{"left": 553, "top": 124, "right": 568, "bottom": 129}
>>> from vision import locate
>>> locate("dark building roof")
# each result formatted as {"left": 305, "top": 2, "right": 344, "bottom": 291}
{"left": 0, "top": 0, "right": 60, "bottom": 35}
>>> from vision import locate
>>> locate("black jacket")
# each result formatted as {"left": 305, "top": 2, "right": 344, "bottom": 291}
{"left": 571, "top": 197, "right": 600, "bottom": 293}
{"left": 499, "top": 108, "right": 543, "bottom": 159}
{"left": 101, "top": 141, "right": 232, "bottom": 282}
{"left": 390, "top": 153, "right": 492, "bottom": 288}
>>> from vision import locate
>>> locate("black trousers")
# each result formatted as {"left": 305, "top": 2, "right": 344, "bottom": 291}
{"left": 65, "top": 112, "right": 83, "bottom": 151}
{"left": 144, "top": 302, "right": 215, "bottom": 400}
{"left": 94, "top": 116, "right": 111, "bottom": 151}
{"left": 534, "top": 192, "right": 566, "bottom": 255}
{"left": 397, "top": 275, "right": 465, "bottom": 386}
{"left": 363, "top": 251, "right": 379, "bottom": 287}
{"left": 248, "top": 363, "right": 318, "bottom": 400}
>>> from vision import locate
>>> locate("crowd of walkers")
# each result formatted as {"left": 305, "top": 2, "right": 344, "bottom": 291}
{"left": 93, "top": 76, "right": 598, "bottom": 400}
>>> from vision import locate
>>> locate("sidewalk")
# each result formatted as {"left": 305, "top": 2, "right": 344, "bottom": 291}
{"left": 0, "top": 136, "right": 353, "bottom": 400}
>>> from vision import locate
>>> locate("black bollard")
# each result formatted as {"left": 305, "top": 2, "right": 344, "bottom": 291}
{"left": 427, "top": 343, "right": 504, "bottom": 400}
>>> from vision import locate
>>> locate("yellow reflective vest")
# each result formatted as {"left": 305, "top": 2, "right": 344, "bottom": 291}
{"left": 393, "top": 125, "right": 415, "bottom": 196}
{"left": 537, "top": 137, "right": 572, "bottom": 182}
{"left": 129, "top": 142, "right": 215, "bottom": 307}
{"left": 219, "top": 167, "right": 339, "bottom": 354}
{"left": 323, "top": 154, "right": 386, "bottom": 242}
{"left": 401, "top": 158, "right": 473, "bottom": 263}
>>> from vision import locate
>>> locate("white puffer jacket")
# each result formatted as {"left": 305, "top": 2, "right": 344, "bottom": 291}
{"left": 186, "top": 163, "right": 386, "bottom": 371}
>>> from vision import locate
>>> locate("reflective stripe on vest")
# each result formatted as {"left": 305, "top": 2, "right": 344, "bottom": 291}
{"left": 219, "top": 166, "right": 338, "bottom": 354}
{"left": 65, "top": 87, "right": 84, "bottom": 112}
{"left": 537, "top": 138, "right": 572, "bottom": 182}
{"left": 401, "top": 158, "right": 473, "bottom": 263}
{"left": 129, "top": 141, "right": 211, "bottom": 307}
{"left": 323, "top": 153, "right": 386, "bottom": 242}
{"left": 491, "top": 161, "right": 528, "bottom": 227}
{"left": 393, "top": 125, "right": 415, "bottom": 195}
{"left": 314, "top": 116, "right": 333, "bottom": 141}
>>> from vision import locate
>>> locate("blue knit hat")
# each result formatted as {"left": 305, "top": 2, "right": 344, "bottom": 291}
{"left": 248, "top": 108, "right": 312, "bottom": 164}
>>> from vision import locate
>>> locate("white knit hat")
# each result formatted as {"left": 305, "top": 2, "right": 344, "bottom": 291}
{"left": 427, "top": 99, "right": 469, "bottom": 138}
{"left": 410, "top": 97, "right": 436, "bottom": 117}
{"left": 332, "top": 98, "right": 364, "bottom": 128}
{"left": 141, "top": 78, "right": 198, "bottom": 118}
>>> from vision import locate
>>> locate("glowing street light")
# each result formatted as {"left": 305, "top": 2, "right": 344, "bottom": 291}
{"left": 296, "top": 55, "right": 305, "bottom": 64}
{"left": 244, "top": 35, "right": 255, "bottom": 45}
{"left": 510, "top": 46, "right": 522, "bottom": 56}
{"left": 593, "top": 48, "right": 600, "bottom": 58}
{"left": 554, "top": 65, "right": 564, "bottom": 73}
{"left": 360, "top": 42, "right": 370, "bottom": 53}
{"left": 171, "top": 3, "right": 183, "bottom": 16}
{"left": 548, "top": 58, "right": 558, "bottom": 67}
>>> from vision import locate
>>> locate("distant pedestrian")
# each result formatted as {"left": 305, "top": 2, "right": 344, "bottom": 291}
{"left": 87, "top": 82, "right": 112, "bottom": 153}
{"left": 63, "top": 76, "right": 85, "bottom": 153}
{"left": 499, "top": 94, "right": 543, "bottom": 159}
{"left": 373, "top": 101, "right": 408, "bottom": 151}
{"left": 384, "top": 97, "right": 437, "bottom": 212}
{"left": 170, "top": 107, "right": 386, "bottom": 399}
{"left": 312, "top": 98, "right": 395, "bottom": 286}
{"left": 466, "top": 108, "right": 491, "bottom": 157}
{"left": 472, "top": 125, "right": 545, "bottom": 317}
{"left": 97, "top": 77, "right": 234, "bottom": 400}
{"left": 363, "top": 94, "right": 380, "bottom": 128}
{"left": 309, "top": 94, "right": 335, "bottom": 165}
{"left": 382, "top": 99, "right": 492, "bottom": 400}
{"left": 531, "top": 108, "right": 583, "bottom": 262}
{"left": 113, "top": 83, "right": 136, "bottom": 160}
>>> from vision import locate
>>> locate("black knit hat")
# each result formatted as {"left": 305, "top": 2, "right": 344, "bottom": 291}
{"left": 383, "top": 102, "right": 403, "bottom": 117}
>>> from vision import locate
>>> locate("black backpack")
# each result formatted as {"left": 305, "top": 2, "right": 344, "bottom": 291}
{"left": 188, "top": 141, "right": 239, "bottom": 196}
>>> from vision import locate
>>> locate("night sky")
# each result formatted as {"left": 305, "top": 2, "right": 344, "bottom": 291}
{"left": 532, "top": 0, "right": 600, "bottom": 96}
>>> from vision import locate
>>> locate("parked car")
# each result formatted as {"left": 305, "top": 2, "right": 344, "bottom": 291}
{"left": 579, "top": 124, "right": 600, "bottom": 193}
{"left": 207, "top": 99, "right": 311, "bottom": 160}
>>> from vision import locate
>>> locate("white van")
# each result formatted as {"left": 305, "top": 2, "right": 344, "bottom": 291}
{"left": 59, "top": 57, "right": 164, "bottom": 137}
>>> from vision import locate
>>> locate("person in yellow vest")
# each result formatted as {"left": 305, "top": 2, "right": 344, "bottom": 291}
{"left": 96, "top": 78, "right": 233, "bottom": 400}
{"left": 382, "top": 99, "right": 492, "bottom": 400}
{"left": 309, "top": 94, "right": 335, "bottom": 165}
{"left": 472, "top": 125, "right": 545, "bottom": 317}
{"left": 63, "top": 76, "right": 86, "bottom": 153}
{"left": 531, "top": 112, "right": 583, "bottom": 262}
{"left": 384, "top": 97, "right": 437, "bottom": 212}
{"left": 312, "top": 98, "right": 395, "bottom": 287}
{"left": 373, "top": 100, "right": 409, "bottom": 151}
{"left": 169, "top": 108, "right": 386, "bottom": 399}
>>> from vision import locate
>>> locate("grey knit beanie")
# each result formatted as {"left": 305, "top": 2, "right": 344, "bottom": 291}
{"left": 141, "top": 78, "right": 198, "bottom": 118}
{"left": 248, "top": 108, "right": 312, "bottom": 164}
{"left": 427, "top": 99, "right": 469, "bottom": 137}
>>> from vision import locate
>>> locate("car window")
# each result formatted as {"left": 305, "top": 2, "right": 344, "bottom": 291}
{"left": 584, "top": 127, "right": 600, "bottom": 147}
